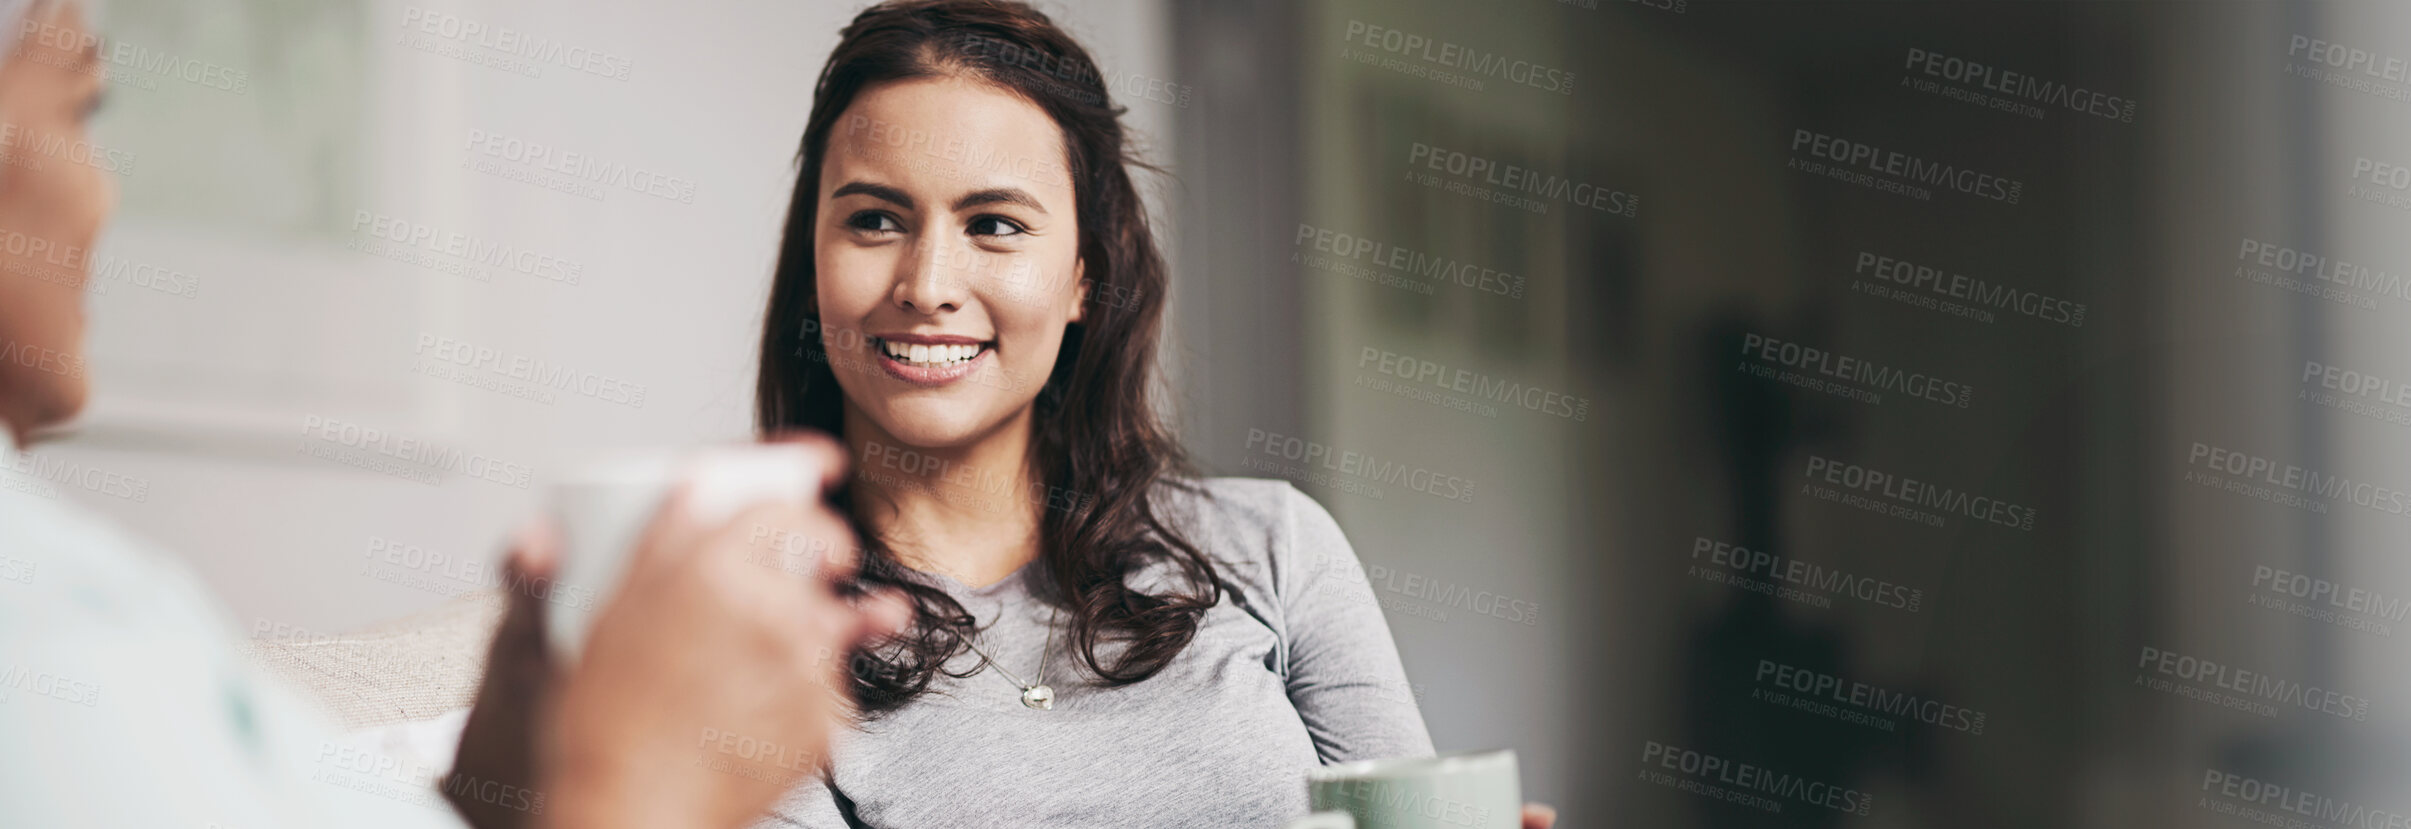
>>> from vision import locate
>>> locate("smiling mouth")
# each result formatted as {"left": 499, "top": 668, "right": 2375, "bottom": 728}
{"left": 873, "top": 337, "right": 991, "bottom": 368}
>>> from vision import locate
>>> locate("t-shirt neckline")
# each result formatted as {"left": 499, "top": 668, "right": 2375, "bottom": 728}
{"left": 917, "top": 556, "right": 1038, "bottom": 598}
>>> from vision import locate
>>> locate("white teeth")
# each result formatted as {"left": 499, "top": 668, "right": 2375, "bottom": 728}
{"left": 879, "top": 339, "right": 984, "bottom": 367}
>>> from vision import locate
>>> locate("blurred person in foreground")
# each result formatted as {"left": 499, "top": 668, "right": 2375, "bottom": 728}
{"left": 0, "top": 2, "right": 908, "bottom": 828}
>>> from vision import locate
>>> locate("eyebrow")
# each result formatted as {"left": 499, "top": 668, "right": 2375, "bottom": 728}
{"left": 831, "top": 181, "right": 914, "bottom": 209}
{"left": 953, "top": 187, "right": 1047, "bottom": 215}
{"left": 829, "top": 181, "right": 1049, "bottom": 216}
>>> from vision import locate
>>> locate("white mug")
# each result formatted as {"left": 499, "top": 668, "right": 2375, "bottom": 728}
{"left": 545, "top": 444, "right": 823, "bottom": 658}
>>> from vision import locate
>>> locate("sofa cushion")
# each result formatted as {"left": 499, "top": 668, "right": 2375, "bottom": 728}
{"left": 243, "top": 591, "right": 505, "bottom": 732}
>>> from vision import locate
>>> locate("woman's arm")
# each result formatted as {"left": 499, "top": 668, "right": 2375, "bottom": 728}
{"left": 1268, "top": 485, "right": 1558, "bottom": 827}
{"left": 750, "top": 776, "right": 860, "bottom": 829}
{"left": 1268, "top": 484, "right": 1437, "bottom": 762}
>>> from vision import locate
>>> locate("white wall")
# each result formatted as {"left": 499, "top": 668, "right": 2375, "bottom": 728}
{"left": 42, "top": 0, "right": 1175, "bottom": 634}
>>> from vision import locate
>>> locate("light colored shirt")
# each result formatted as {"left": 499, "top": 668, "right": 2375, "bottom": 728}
{"left": 763, "top": 477, "right": 1434, "bottom": 829}
{"left": 0, "top": 431, "right": 469, "bottom": 829}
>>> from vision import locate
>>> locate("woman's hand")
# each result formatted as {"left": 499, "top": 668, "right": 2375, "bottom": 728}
{"left": 446, "top": 434, "right": 909, "bottom": 829}
{"left": 1522, "top": 802, "right": 1558, "bottom": 829}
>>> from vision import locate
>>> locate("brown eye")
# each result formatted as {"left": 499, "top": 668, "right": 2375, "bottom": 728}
{"left": 848, "top": 211, "right": 903, "bottom": 233}
{"left": 968, "top": 215, "right": 1026, "bottom": 237}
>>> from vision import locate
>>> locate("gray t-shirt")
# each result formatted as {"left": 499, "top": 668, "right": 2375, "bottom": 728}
{"left": 759, "top": 477, "right": 1434, "bottom": 828}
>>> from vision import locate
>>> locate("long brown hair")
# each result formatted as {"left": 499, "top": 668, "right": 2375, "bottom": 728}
{"left": 754, "top": 0, "right": 1219, "bottom": 714}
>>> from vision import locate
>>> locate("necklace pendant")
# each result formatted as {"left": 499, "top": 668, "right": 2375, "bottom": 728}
{"left": 1021, "top": 684, "right": 1054, "bottom": 710}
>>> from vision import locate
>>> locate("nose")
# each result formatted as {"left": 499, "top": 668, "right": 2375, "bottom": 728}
{"left": 892, "top": 234, "right": 968, "bottom": 315}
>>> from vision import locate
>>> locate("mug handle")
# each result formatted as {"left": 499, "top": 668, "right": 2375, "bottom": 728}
{"left": 1286, "top": 812, "right": 1355, "bottom": 829}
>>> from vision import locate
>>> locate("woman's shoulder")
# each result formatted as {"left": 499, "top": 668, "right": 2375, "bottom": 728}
{"left": 1152, "top": 474, "right": 1304, "bottom": 517}
{"left": 1149, "top": 475, "right": 1315, "bottom": 543}
{"left": 1146, "top": 475, "right": 1352, "bottom": 586}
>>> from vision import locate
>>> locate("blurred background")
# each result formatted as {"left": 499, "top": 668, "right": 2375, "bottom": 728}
{"left": 28, "top": 0, "right": 2411, "bottom": 824}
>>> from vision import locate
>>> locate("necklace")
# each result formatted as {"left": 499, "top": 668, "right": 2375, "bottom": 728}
{"left": 962, "top": 605, "right": 1058, "bottom": 710}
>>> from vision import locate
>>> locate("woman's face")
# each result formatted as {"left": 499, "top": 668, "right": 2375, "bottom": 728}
{"left": 0, "top": 2, "right": 112, "bottom": 440}
{"left": 813, "top": 75, "right": 1084, "bottom": 450}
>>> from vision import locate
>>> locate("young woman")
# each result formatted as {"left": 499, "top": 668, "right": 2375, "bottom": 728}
{"left": 752, "top": 2, "right": 1553, "bottom": 826}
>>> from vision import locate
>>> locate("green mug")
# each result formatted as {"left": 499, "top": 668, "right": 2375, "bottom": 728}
{"left": 1289, "top": 750, "right": 1521, "bottom": 829}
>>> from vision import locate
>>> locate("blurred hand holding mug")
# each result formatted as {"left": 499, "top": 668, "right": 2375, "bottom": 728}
{"left": 447, "top": 432, "right": 911, "bottom": 829}
{"left": 545, "top": 442, "right": 830, "bottom": 658}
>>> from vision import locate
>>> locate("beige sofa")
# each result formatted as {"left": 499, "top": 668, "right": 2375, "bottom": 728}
{"left": 243, "top": 591, "right": 506, "bottom": 732}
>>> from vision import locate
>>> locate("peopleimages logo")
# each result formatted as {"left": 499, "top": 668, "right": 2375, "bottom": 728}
{"left": 2347, "top": 156, "right": 2411, "bottom": 212}
{"left": 364, "top": 536, "right": 598, "bottom": 611}
{"left": 1241, "top": 428, "right": 1476, "bottom": 504}
{"left": 2352, "top": 157, "right": 2411, "bottom": 192}
{"left": 0, "top": 664, "right": 101, "bottom": 707}
{"left": 0, "top": 123, "right": 137, "bottom": 175}
{"left": 1341, "top": 20, "right": 1576, "bottom": 95}
{"left": 1294, "top": 224, "right": 1526, "bottom": 299}
{"left": 2137, "top": 646, "right": 2371, "bottom": 721}
{"left": 400, "top": 6, "right": 633, "bottom": 81}
{"left": 2236, "top": 237, "right": 2411, "bottom": 309}
{"left": 1638, "top": 741, "right": 1874, "bottom": 816}
{"left": 2284, "top": 34, "right": 2411, "bottom": 103}
{"left": 296, "top": 415, "right": 534, "bottom": 489}
{"left": 2200, "top": 769, "right": 2411, "bottom": 829}
{"left": 20, "top": 20, "right": 250, "bottom": 93}
{"left": 2302, "top": 361, "right": 2411, "bottom": 409}
{"left": 2185, "top": 441, "right": 2411, "bottom": 517}
{"left": 1739, "top": 332, "right": 1975, "bottom": 408}
{"left": 951, "top": 32, "right": 1193, "bottom": 110}
{"left": 843, "top": 112, "right": 1070, "bottom": 190}
{"left": 0, "top": 339, "right": 84, "bottom": 381}
{"left": 1361, "top": 563, "right": 1542, "bottom": 626}
{"left": 464, "top": 129, "right": 698, "bottom": 204}
{"left": 1754, "top": 658, "right": 1987, "bottom": 734}
{"left": 1, "top": 447, "right": 150, "bottom": 504}
{"left": 1902, "top": 47, "right": 2138, "bottom": 122}
{"left": 2253, "top": 564, "right": 2410, "bottom": 623}
{"left": 1790, "top": 128, "right": 2024, "bottom": 204}
{"left": 2287, "top": 36, "right": 2411, "bottom": 84}
{"left": 352, "top": 210, "right": 584, "bottom": 286}
{"left": 0, "top": 554, "right": 34, "bottom": 585}
{"left": 856, "top": 439, "right": 1096, "bottom": 517}
{"left": 1689, "top": 536, "right": 1924, "bottom": 612}
{"left": 1407, "top": 142, "right": 1639, "bottom": 217}
{"left": 412, "top": 333, "right": 648, "bottom": 408}
{"left": 1357, "top": 347, "right": 1589, "bottom": 421}
{"left": 1803, "top": 455, "right": 2038, "bottom": 531}
{"left": 1853, "top": 251, "right": 2085, "bottom": 327}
